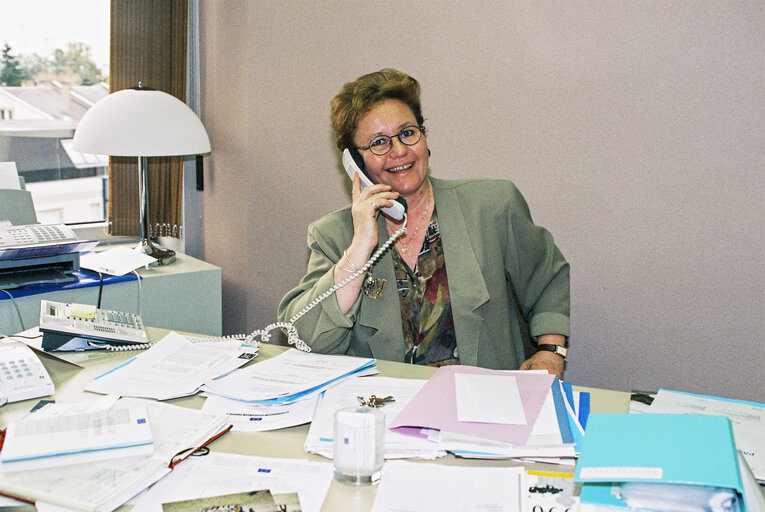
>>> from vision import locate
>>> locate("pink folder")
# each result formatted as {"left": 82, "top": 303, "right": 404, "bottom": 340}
{"left": 389, "top": 365, "right": 555, "bottom": 445}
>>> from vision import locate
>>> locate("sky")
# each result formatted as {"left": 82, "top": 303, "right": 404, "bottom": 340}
{"left": 0, "top": 0, "right": 109, "bottom": 71}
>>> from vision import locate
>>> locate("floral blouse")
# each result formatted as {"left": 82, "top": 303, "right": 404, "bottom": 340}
{"left": 390, "top": 211, "right": 459, "bottom": 366}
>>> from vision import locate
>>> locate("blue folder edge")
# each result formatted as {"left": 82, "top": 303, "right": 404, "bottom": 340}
{"left": 560, "top": 380, "right": 591, "bottom": 429}
{"left": 555, "top": 380, "right": 587, "bottom": 452}
{"left": 0, "top": 268, "right": 138, "bottom": 300}
{"left": 551, "top": 378, "right": 574, "bottom": 445}
{"left": 659, "top": 388, "right": 765, "bottom": 409}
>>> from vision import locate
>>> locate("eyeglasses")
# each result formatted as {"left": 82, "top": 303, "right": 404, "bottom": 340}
{"left": 356, "top": 125, "right": 424, "bottom": 156}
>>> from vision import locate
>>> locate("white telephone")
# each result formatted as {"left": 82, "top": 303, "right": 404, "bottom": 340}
{"left": 342, "top": 148, "right": 407, "bottom": 221}
{"left": 0, "top": 342, "right": 55, "bottom": 405}
{"left": 38, "top": 300, "right": 150, "bottom": 352}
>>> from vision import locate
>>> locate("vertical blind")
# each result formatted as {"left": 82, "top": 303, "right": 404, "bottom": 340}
{"left": 108, "top": 0, "right": 188, "bottom": 237}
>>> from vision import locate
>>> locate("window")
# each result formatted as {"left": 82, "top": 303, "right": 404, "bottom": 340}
{"left": 1, "top": 0, "right": 189, "bottom": 243}
{"left": 0, "top": 0, "right": 110, "bottom": 225}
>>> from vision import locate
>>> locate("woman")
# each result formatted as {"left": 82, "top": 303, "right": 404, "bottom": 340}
{"left": 278, "top": 69, "right": 570, "bottom": 378}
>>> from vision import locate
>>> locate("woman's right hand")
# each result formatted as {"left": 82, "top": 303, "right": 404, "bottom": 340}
{"left": 333, "top": 173, "right": 399, "bottom": 313}
{"left": 347, "top": 172, "right": 399, "bottom": 257}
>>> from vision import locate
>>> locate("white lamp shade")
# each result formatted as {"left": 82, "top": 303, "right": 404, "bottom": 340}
{"left": 73, "top": 87, "right": 211, "bottom": 157}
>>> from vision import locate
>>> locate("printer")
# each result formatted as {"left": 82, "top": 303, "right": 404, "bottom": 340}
{"left": 0, "top": 178, "right": 96, "bottom": 289}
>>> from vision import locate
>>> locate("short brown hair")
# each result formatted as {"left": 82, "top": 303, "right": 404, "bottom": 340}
{"left": 330, "top": 68, "right": 425, "bottom": 151}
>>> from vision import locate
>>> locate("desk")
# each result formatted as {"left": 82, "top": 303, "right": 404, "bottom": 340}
{"left": 0, "top": 252, "right": 222, "bottom": 337}
{"left": 0, "top": 328, "right": 630, "bottom": 511}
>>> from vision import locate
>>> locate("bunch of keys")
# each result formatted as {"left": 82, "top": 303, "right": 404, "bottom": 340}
{"left": 357, "top": 394, "right": 395, "bottom": 408}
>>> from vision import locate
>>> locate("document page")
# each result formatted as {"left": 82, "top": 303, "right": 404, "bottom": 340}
{"left": 0, "top": 454, "right": 170, "bottom": 512}
{"left": 201, "top": 393, "right": 319, "bottom": 432}
{"left": 114, "top": 399, "right": 231, "bottom": 465}
{"left": 372, "top": 460, "right": 526, "bottom": 512}
{"left": 128, "top": 452, "right": 334, "bottom": 512}
{"left": 85, "top": 332, "right": 256, "bottom": 400}
{"left": 1, "top": 405, "right": 153, "bottom": 472}
{"left": 305, "top": 376, "right": 444, "bottom": 460}
{"left": 201, "top": 349, "right": 377, "bottom": 403}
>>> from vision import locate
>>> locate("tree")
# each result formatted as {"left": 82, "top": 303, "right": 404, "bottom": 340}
{"left": 0, "top": 43, "right": 30, "bottom": 86}
{"left": 49, "top": 42, "right": 103, "bottom": 86}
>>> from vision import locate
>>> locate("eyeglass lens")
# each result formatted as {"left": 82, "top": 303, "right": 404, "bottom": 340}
{"left": 368, "top": 126, "right": 422, "bottom": 156}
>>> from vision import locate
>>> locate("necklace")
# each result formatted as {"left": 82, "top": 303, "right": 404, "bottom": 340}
{"left": 392, "top": 182, "right": 432, "bottom": 254}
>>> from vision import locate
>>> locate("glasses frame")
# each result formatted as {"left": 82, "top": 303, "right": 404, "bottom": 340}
{"left": 356, "top": 125, "right": 424, "bottom": 156}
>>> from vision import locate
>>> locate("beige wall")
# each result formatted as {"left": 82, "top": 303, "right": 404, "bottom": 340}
{"left": 199, "top": 1, "right": 764, "bottom": 402}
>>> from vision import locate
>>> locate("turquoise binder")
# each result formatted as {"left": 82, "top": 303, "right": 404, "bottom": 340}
{"left": 574, "top": 413, "right": 746, "bottom": 511}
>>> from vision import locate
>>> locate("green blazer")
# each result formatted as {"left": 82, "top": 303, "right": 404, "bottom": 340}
{"left": 277, "top": 177, "right": 570, "bottom": 370}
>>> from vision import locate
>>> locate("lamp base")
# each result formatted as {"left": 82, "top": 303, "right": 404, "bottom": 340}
{"left": 136, "top": 239, "right": 176, "bottom": 266}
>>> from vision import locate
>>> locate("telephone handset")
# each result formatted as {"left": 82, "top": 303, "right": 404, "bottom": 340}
{"left": 342, "top": 148, "right": 408, "bottom": 220}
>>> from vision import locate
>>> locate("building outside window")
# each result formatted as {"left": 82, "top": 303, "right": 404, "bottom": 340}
{"left": 0, "top": 0, "right": 109, "bottom": 225}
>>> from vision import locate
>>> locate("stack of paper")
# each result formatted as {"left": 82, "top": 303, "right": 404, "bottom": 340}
{"left": 84, "top": 332, "right": 258, "bottom": 400}
{"left": 0, "top": 399, "right": 232, "bottom": 512}
{"left": 647, "top": 388, "right": 765, "bottom": 484}
{"left": 304, "top": 376, "right": 446, "bottom": 460}
{"left": 0, "top": 404, "right": 153, "bottom": 472}
{"left": 574, "top": 414, "right": 751, "bottom": 512}
{"left": 201, "top": 349, "right": 377, "bottom": 404}
{"left": 388, "top": 365, "right": 587, "bottom": 462}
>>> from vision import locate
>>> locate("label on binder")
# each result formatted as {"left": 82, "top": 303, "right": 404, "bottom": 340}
{"left": 579, "top": 466, "right": 663, "bottom": 480}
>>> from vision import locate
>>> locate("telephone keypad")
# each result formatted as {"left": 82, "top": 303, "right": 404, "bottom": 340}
{"left": 0, "top": 356, "right": 49, "bottom": 389}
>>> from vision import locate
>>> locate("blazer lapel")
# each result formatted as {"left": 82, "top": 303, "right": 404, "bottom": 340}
{"left": 431, "top": 179, "right": 490, "bottom": 366}
{"left": 356, "top": 214, "right": 408, "bottom": 362}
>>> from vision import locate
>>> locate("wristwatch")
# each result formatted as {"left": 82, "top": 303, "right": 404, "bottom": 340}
{"left": 536, "top": 344, "right": 567, "bottom": 358}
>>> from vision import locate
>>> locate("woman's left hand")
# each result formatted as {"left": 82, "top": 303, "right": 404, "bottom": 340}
{"left": 519, "top": 334, "right": 566, "bottom": 379}
{"left": 519, "top": 351, "right": 564, "bottom": 379}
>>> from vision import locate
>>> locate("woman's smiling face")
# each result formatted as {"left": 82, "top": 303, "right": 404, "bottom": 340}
{"left": 353, "top": 98, "right": 429, "bottom": 202}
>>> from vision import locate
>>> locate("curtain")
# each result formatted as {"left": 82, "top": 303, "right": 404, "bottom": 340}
{"left": 108, "top": 0, "right": 188, "bottom": 237}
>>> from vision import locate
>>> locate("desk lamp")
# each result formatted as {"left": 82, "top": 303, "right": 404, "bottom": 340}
{"left": 72, "top": 83, "right": 211, "bottom": 265}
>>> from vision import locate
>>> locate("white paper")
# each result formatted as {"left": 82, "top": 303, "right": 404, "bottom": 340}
{"left": 80, "top": 246, "right": 156, "bottom": 275}
{"left": 0, "top": 455, "right": 170, "bottom": 512}
{"left": 455, "top": 373, "right": 527, "bottom": 425}
{"left": 0, "top": 162, "right": 21, "bottom": 190}
{"left": 372, "top": 460, "right": 526, "bottom": 512}
{"left": 25, "top": 395, "right": 120, "bottom": 419}
{"left": 115, "top": 399, "right": 231, "bottom": 465}
{"left": 85, "top": 332, "right": 257, "bottom": 400}
{"left": 305, "top": 376, "right": 445, "bottom": 460}
{"left": 201, "top": 393, "right": 318, "bottom": 432}
{"left": 128, "top": 452, "right": 334, "bottom": 512}
{"left": 201, "top": 349, "right": 377, "bottom": 403}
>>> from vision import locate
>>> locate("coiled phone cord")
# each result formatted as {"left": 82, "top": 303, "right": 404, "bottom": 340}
{"left": 244, "top": 214, "right": 409, "bottom": 352}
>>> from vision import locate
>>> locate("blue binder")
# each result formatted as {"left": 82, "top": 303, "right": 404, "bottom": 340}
{"left": 574, "top": 413, "right": 747, "bottom": 511}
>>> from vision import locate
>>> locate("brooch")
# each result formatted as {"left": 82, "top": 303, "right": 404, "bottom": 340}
{"left": 363, "top": 274, "right": 386, "bottom": 299}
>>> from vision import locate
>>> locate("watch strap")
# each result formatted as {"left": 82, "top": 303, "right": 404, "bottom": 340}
{"left": 536, "top": 344, "right": 567, "bottom": 358}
